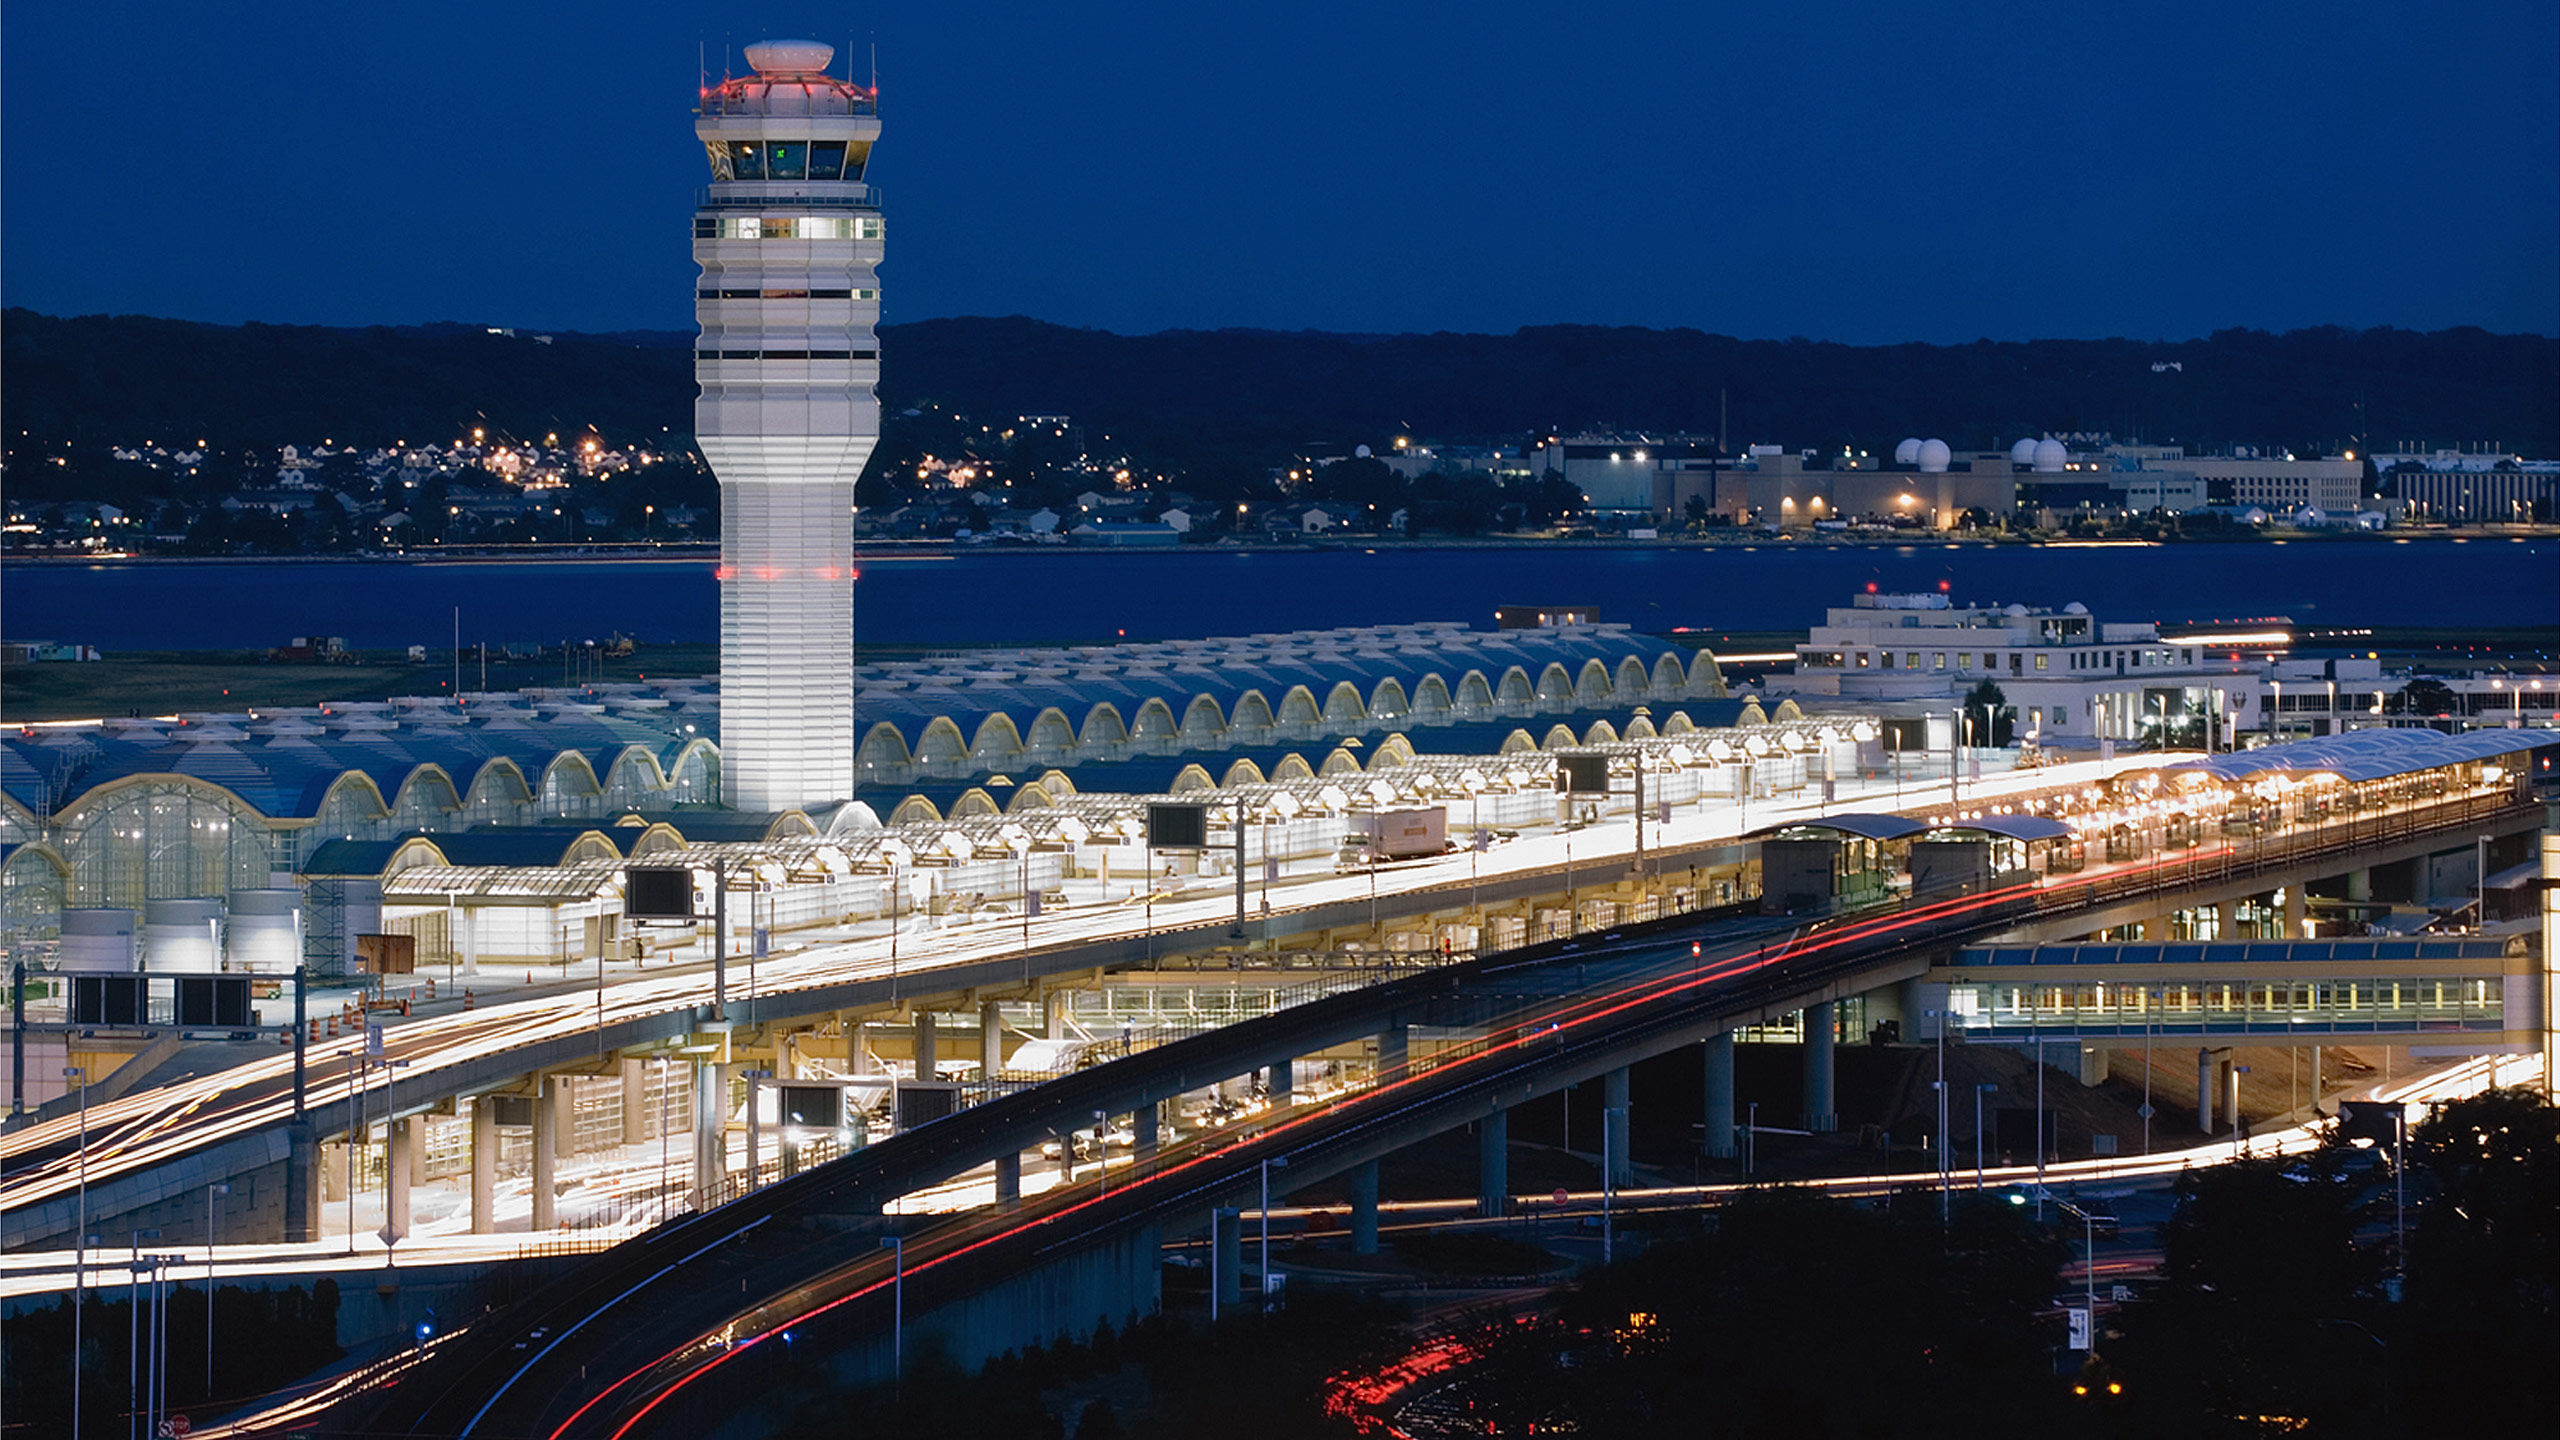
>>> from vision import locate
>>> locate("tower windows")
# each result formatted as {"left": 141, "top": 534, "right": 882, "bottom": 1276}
{"left": 697, "top": 288, "right": 881, "bottom": 301}
{"left": 695, "top": 216, "right": 886, "bottom": 241}
{"left": 713, "top": 139, "right": 869, "bottom": 183}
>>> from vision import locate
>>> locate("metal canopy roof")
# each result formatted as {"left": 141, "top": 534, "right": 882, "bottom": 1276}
{"left": 1924, "top": 814, "right": 2074, "bottom": 842}
{"left": 1749, "top": 813, "right": 1927, "bottom": 842}
{"left": 2154, "top": 727, "right": 2553, "bottom": 787}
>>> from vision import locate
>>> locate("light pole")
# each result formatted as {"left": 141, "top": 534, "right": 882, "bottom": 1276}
{"left": 1602, "top": 1104, "right": 1625, "bottom": 1264}
{"left": 2391, "top": 1105, "right": 2408, "bottom": 1295}
{"left": 206, "top": 1180, "right": 231, "bottom": 1394}
{"left": 128, "top": 1226, "right": 161, "bottom": 1440}
{"left": 1260, "top": 1154, "right": 1289, "bottom": 1310}
{"left": 880, "top": 1234, "right": 905, "bottom": 1383}
{"left": 66, "top": 1064, "right": 87, "bottom": 1440}
{"left": 2051, "top": 1195, "right": 2101, "bottom": 1335}
{"left": 1925, "top": 1010, "right": 1949, "bottom": 1220}
{"left": 1744, "top": 1100, "right": 1759, "bottom": 1178}
{"left": 342, "top": 1049, "right": 363, "bottom": 1254}
{"left": 1974, "top": 1083, "right": 1997, "bottom": 1191}
{"left": 2142, "top": 989, "right": 2161, "bottom": 1155}
{"left": 2032, "top": 1037, "right": 2055, "bottom": 1219}
{"left": 1931, "top": 1079, "right": 1949, "bottom": 1223}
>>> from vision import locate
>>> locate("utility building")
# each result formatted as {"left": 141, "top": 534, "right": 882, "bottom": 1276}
{"left": 694, "top": 40, "right": 883, "bottom": 811}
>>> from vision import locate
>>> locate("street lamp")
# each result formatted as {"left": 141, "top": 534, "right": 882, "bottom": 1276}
{"left": 1924, "top": 1010, "right": 1950, "bottom": 1220}
{"left": 1602, "top": 1104, "right": 1626, "bottom": 1263}
{"left": 66, "top": 1064, "right": 87, "bottom": 1440}
{"left": 129, "top": 1225, "right": 163, "bottom": 1433}
{"left": 1260, "top": 1154, "right": 1289, "bottom": 1310}
{"left": 206, "top": 1180, "right": 232, "bottom": 1393}
{"left": 1974, "top": 1083, "right": 1997, "bottom": 1191}
{"left": 880, "top": 1235, "right": 905, "bottom": 1384}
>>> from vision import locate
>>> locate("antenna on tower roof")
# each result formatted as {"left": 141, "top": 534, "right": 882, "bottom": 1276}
{"left": 870, "top": 39, "right": 878, "bottom": 103}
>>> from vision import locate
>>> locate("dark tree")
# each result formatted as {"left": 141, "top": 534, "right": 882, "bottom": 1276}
{"left": 1962, "top": 679, "right": 2017, "bottom": 747}
{"left": 2403, "top": 1087, "right": 2559, "bottom": 1432}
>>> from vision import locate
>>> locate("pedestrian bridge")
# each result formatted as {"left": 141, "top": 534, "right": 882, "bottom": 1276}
{"left": 1919, "top": 935, "right": 2536, "bottom": 1052}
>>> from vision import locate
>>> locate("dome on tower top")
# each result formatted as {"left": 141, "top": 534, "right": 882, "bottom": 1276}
{"left": 2032, "top": 438, "right": 2067, "bottom": 473}
{"left": 1893, "top": 438, "right": 1923, "bottom": 465}
{"left": 2009, "top": 437, "right": 2040, "bottom": 466}
{"left": 744, "top": 39, "right": 836, "bottom": 75}
{"left": 1917, "top": 439, "right": 1951, "bottom": 473}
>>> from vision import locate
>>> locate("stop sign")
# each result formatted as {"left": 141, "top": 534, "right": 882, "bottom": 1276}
{"left": 1552, "top": 1187, "right": 1570, "bottom": 1205}
{"left": 165, "top": 1418, "right": 191, "bottom": 1438}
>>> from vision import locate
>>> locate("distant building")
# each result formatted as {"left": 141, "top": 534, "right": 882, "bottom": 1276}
{"left": 1785, "top": 592, "right": 2256, "bottom": 746}
{"left": 1069, "top": 520, "right": 1180, "bottom": 547}
{"left": 2373, "top": 450, "right": 2559, "bottom": 523}
{"left": 1496, "top": 605, "right": 1600, "bottom": 630}
{"left": 2152, "top": 453, "right": 2363, "bottom": 516}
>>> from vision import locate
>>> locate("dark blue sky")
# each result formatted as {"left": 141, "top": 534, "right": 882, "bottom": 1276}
{"left": 5, "top": 1, "right": 2554, "bottom": 343}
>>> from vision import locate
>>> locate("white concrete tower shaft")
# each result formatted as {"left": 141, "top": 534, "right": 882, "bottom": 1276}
{"left": 694, "top": 40, "right": 882, "bottom": 811}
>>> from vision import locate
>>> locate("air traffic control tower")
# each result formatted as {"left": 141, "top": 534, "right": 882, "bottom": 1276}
{"left": 694, "top": 40, "right": 882, "bottom": 811}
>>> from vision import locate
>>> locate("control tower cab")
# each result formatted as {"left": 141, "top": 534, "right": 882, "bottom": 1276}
{"left": 692, "top": 40, "right": 881, "bottom": 813}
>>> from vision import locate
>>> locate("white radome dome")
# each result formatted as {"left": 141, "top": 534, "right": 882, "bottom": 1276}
{"left": 2064, "top": 601, "right": 2089, "bottom": 615}
{"left": 744, "top": 39, "right": 836, "bottom": 75}
{"left": 2004, "top": 603, "right": 2029, "bottom": 618}
{"left": 1918, "top": 439, "right": 1951, "bottom": 473}
{"left": 2032, "top": 438, "right": 2068, "bottom": 473}
{"left": 1893, "top": 438, "right": 1924, "bottom": 466}
{"left": 2009, "top": 437, "right": 2040, "bottom": 466}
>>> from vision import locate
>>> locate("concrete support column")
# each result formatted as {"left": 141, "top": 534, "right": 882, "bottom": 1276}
{"left": 459, "top": 905, "right": 479, "bottom": 977}
{"left": 913, "top": 1010, "right": 938, "bottom": 1081}
{"left": 1702, "top": 1031, "right": 1737, "bottom": 1159}
{"left": 531, "top": 1076, "right": 558, "bottom": 1231}
{"left": 994, "top": 1149, "right": 1022, "bottom": 1207}
{"left": 2310, "top": 1045, "right": 2323, "bottom": 1110}
{"left": 1376, "top": 1021, "right": 1409, "bottom": 1081}
{"left": 1044, "top": 989, "right": 1072, "bottom": 1039}
{"left": 621, "top": 1058, "right": 648, "bottom": 1145}
{"left": 551, "top": 1074, "right": 578, "bottom": 1157}
{"left": 693, "top": 1060, "right": 724, "bottom": 1200}
{"left": 1477, "top": 1107, "right": 1510, "bottom": 1218}
{"left": 2282, "top": 886, "right": 2308, "bottom": 939}
{"left": 2345, "top": 869, "right": 2372, "bottom": 903}
{"left": 387, "top": 1115, "right": 416, "bottom": 1240}
{"left": 1603, "top": 1067, "right": 1633, "bottom": 1189}
{"left": 1265, "top": 1056, "right": 1293, "bottom": 1104}
{"left": 470, "top": 1097, "right": 496, "bottom": 1235}
{"left": 322, "top": 1141, "right": 346, "bottom": 1202}
{"left": 1349, "top": 1159, "right": 1380, "bottom": 1255}
{"left": 980, "top": 1001, "right": 1006, "bottom": 1078}
{"left": 2077, "top": 1044, "right": 2111, "bottom": 1087}
{"left": 1133, "top": 1101, "right": 1159, "bottom": 1158}
{"left": 1802, "top": 1001, "right": 1838, "bottom": 1133}
{"left": 1214, "top": 1208, "right": 1242, "bottom": 1309}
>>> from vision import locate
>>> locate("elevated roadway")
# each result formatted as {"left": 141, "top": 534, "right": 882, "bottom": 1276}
{"left": 357, "top": 786, "right": 2547, "bottom": 1437}
{"left": 0, "top": 755, "right": 2131, "bottom": 1250}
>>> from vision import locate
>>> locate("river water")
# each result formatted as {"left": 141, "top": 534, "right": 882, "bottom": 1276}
{"left": 3, "top": 539, "right": 2550, "bottom": 651}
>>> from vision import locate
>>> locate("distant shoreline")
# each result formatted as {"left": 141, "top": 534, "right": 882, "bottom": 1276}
{"left": 5, "top": 527, "right": 2551, "bottom": 567}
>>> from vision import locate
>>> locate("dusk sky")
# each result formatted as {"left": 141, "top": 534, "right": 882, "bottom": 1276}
{"left": 5, "top": 0, "right": 2554, "bottom": 344}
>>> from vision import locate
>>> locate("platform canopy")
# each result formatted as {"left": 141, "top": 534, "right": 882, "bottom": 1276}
{"left": 1747, "top": 813, "right": 1926, "bottom": 843}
